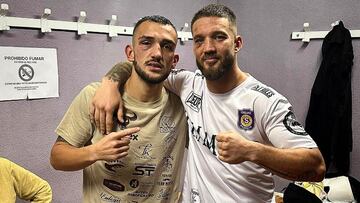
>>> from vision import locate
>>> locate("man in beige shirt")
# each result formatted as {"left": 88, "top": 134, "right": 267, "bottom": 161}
{"left": 50, "top": 15, "right": 187, "bottom": 203}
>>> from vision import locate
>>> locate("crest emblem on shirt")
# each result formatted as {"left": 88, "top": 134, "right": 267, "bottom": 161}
{"left": 185, "top": 91, "right": 202, "bottom": 112}
{"left": 238, "top": 109, "right": 255, "bottom": 130}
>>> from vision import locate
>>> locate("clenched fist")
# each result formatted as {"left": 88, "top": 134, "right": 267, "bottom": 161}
{"left": 216, "top": 131, "right": 258, "bottom": 164}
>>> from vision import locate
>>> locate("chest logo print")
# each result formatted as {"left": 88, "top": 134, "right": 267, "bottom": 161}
{"left": 185, "top": 91, "right": 202, "bottom": 112}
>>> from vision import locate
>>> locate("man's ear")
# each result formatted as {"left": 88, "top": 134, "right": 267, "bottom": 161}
{"left": 172, "top": 53, "right": 180, "bottom": 69}
{"left": 125, "top": 45, "right": 135, "bottom": 62}
{"left": 234, "top": 35, "right": 243, "bottom": 53}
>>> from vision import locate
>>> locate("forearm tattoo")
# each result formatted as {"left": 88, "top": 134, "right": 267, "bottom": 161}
{"left": 105, "top": 62, "right": 133, "bottom": 83}
{"left": 106, "top": 67, "right": 123, "bottom": 82}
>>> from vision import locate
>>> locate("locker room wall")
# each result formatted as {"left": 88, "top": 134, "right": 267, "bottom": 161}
{"left": 1, "top": 0, "right": 359, "bottom": 202}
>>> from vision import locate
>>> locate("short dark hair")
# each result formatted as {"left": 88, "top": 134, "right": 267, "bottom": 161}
{"left": 191, "top": 4, "right": 237, "bottom": 32}
{"left": 133, "top": 15, "right": 177, "bottom": 37}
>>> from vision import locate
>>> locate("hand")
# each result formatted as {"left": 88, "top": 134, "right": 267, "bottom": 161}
{"left": 91, "top": 127, "right": 140, "bottom": 161}
{"left": 216, "top": 131, "right": 258, "bottom": 164}
{"left": 90, "top": 77, "right": 124, "bottom": 135}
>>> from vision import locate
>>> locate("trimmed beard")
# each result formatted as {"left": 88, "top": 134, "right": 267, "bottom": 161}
{"left": 133, "top": 61, "right": 170, "bottom": 84}
{"left": 196, "top": 50, "right": 235, "bottom": 81}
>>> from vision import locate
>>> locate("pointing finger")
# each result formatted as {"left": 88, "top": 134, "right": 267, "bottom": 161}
{"left": 113, "top": 127, "right": 140, "bottom": 139}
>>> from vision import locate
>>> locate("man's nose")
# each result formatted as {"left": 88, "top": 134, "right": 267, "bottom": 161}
{"left": 151, "top": 44, "right": 162, "bottom": 60}
{"left": 203, "top": 38, "right": 216, "bottom": 53}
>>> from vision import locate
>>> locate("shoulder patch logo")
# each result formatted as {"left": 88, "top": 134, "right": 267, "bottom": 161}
{"left": 251, "top": 85, "right": 275, "bottom": 98}
{"left": 185, "top": 91, "right": 202, "bottom": 112}
{"left": 283, "top": 111, "right": 308, "bottom": 135}
{"left": 238, "top": 109, "right": 255, "bottom": 130}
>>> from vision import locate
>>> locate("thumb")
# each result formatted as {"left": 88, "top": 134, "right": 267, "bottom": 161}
{"left": 216, "top": 133, "right": 224, "bottom": 142}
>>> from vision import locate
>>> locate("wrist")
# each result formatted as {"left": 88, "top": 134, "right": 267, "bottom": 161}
{"left": 86, "top": 144, "right": 98, "bottom": 163}
{"left": 247, "top": 141, "right": 263, "bottom": 163}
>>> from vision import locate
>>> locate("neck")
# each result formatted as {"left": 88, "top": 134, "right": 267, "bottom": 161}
{"left": 124, "top": 70, "right": 164, "bottom": 102}
{"left": 206, "top": 63, "right": 248, "bottom": 94}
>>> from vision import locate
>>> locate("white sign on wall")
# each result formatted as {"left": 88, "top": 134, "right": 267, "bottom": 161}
{"left": 0, "top": 46, "right": 59, "bottom": 101}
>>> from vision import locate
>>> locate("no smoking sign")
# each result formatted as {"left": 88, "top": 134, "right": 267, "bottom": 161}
{"left": 18, "top": 64, "right": 34, "bottom": 81}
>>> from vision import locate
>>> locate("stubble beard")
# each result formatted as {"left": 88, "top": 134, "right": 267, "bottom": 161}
{"left": 133, "top": 61, "right": 170, "bottom": 84}
{"left": 196, "top": 50, "right": 235, "bottom": 81}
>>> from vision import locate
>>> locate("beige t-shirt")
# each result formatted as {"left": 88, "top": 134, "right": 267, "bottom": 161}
{"left": 56, "top": 82, "right": 187, "bottom": 203}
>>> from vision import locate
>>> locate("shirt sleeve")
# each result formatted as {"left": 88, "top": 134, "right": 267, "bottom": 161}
{"left": 164, "top": 69, "right": 195, "bottom": 96}
{"left": 55, "top": 83, "right": 99, "bottom": 147}
{"left": 9, "top": 160, "right": 52, "bottom": 203}
{"left": 261, "top": 96, "right": 318, "bottom": 149}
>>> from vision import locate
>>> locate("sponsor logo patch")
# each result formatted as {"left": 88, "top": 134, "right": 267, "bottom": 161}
{"left": 251, "top": 85, "right": 275, "bottom": 98}
{"left": 120, "top": 111, "right": 137, "bottom": 128}
{"left": 104, "top": 159, "right": 126, "bottom": 172}
{"left": 135, "top": 144, "right": 155, "bottom": 160}
{"left": 238, "top": 109, "right": 255, "bottom": 130}
{"left": 185, "top": 91, "right": 202, "bottom": 112}
{"left": 132, "top": 164, "right": 156, "bottom": 176}
{"left": 129, "top": 179, "right": 139, "bottom": 188}
{"left": 128, "top": 191, "right": 154, "bottom": 198}
{"left": 191, "top": 188, "right": 201, "bottom": 203}
{"left": 103, "top": 179, "right": 125, "bottom": 191}
{"left": 160, "top": 116, "right": 175, "bottom": 133}
{"left": 283, "top": 111, "right": 308, "bottom": 135}
{"left": 99, "top": 192, "right": 121, "bottom": 203}
{"left": 162, "top": 155, "right": 174, "bottom": 172}
{"left": 171, "top": 69, "right": 185, "bottom": 75}
{"left": 156, "top": 188, "right": 170, "bottom": 200}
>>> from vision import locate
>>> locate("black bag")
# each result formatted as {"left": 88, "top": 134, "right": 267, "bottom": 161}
{"left": 283, "top": 183, "right": 322, "bottom": 203}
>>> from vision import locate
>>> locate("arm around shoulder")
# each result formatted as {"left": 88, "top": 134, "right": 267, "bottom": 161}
{"left": 90, "top": 61, "right": 133, "bottom": 134}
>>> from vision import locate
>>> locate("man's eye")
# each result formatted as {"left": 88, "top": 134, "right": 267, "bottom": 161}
{"left": 140, "top": 40, "right": 151, "bottom": 45}
{"left": 163, "top": 44, "right": 174, "bottom": 51}
{"left": 194, "top": 38, "right": 203, "bottom": 44}
{"left": 215, "top": 35, "right": 227, "bottom": 41}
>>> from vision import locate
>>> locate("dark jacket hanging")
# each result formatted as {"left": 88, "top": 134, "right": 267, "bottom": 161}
{"left": 305, "top": 21, "right": 353, "bottom": 176}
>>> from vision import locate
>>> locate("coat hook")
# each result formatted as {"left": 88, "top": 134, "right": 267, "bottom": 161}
{"left": 41, "top": 8, "right": 52, "bottom": 33}
{"left": 179, "top": 23, "right": 189, "bottom": 43}
{"left": 0, "top": 3, "right": 10, "bottom": 31}
{"left": 108, "top": 15, "right": 118, "bottom": 37}
{"left": 77, "top": 11, "right": 87, "bottom": 35}
{"left": 302, "top": 22, "right": 310, "bottom": 42}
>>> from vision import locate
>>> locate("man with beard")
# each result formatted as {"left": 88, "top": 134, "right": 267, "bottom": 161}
{"left": 90, "top": 4, "right": 325, "bottom": 202}
{"left": 50, "top": 15, "right": 187, "bottom": 203}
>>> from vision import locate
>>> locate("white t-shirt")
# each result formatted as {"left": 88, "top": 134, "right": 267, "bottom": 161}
{"left": 166, "top": 70, "right": 318, "bottom": 203}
